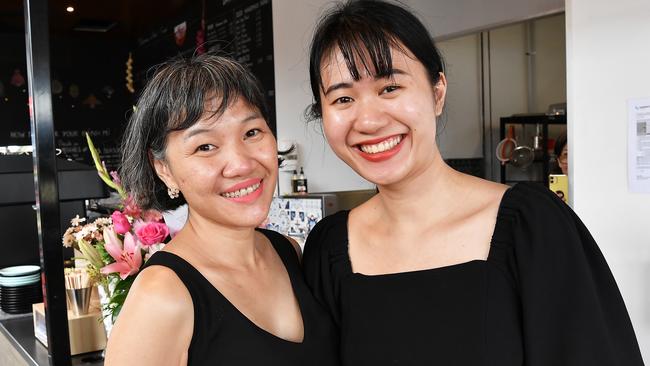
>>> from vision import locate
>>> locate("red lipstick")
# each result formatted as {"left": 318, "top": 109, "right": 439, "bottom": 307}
{"left": 355, "top": 134, "right": 405, "bottom": 162}
{"left": 221, "top": 178, "right": 264, "bottom": 203}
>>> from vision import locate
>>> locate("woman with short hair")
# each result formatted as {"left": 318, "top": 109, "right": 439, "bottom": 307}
{"left": 105, "top": 54, "right": 339, "bottom": 366}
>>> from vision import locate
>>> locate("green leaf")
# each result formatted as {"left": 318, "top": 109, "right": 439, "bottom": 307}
{"left": 111, "top": 303, "right": 124, "bottom": 322}
{"left": 86, "top": 132, "right": 127, "bottom": 198}
{"left": 113, "top": 276, "right": 135, "bottom": 294}
{"left": 95, "top": 242, "right": 113, "bottom": 265}
{"left": 110, "top": 292, "right": 128, "bottom": 305}
{"left": 86, "top": 133, "right": 103, "bottom": 173}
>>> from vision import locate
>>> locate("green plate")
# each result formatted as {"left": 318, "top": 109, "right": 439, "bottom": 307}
{"left": 0, "top": 265, "right": 40, "bottom": 277}
{"left": 0, "top": 275, "right": 40, "bottom": 287}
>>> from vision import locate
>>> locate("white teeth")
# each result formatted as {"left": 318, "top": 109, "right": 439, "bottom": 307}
{"left": 222, "top": 182, "right": 261, "bottom": 199}
{"left": 360, "top": 135, "right": 402, "bottom": 154}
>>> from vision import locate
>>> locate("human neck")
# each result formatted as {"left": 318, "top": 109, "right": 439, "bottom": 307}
{"left": 373, "top": 153, "right": 467, "bottom": 232}
{"left": 175, "top": 210, "right": 262, "bottom": 269}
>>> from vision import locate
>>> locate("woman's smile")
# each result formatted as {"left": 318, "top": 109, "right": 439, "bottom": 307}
{"left": 157, "top": 97, "right": 279, "bottom": 228}
{"left": 355, "top": 134, "right": 405, "bottom": 162}
{"left": 220, "top": 178, "right": 264, "bottom": 203}
{"left": 320, "top": 43, "right": 444, "bottom": 186}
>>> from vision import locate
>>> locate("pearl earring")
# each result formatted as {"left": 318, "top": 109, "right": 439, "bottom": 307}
{"left": 167, "top": 187, "right": 180, "bottom": 199}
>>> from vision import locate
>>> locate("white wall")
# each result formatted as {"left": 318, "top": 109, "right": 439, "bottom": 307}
{"left": 532, "top": 15, "right": 566, "bottom": 113}
{"left": 487, "top": 23, "right": 529, "bottom": 180}
{"left": 407, "top": 0, "right": 563, "bottom": 40}
{"left": 272, "top": 1, "right": 374, "bottom": 194}
{"left": 567, "top": 0, "right": 650, "bottom": 359}
{"left": 272, "top": 0, "right": 564, "bottom": 193}
{"left": 437, "top": 34, "right": 483, "bottom": 159}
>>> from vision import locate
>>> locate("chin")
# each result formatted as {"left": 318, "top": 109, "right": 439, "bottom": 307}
{"left": 221, "top": 211, "right": 268, "bottom": 229}
{"left": 230, "top": 201, "right": 272, "bottom": 227}
{"left": 248, "top": 207, "right": 272, "bottom": 227}
{"left": 190, "top": 200, "right": 271, "bottom": 230}
{"left": 351, "top": 162, "right": 409, "bottom": 187}
{"left": 225, "top": 179, "right": 276, "bottom": 228}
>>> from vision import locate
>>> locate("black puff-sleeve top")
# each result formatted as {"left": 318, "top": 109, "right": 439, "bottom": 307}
{"left": 303, "top": 183, "right": 644, "bottom": 366}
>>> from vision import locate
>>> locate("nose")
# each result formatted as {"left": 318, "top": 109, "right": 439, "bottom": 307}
{"left": 221, "top": 142, "right": 255, "bottom": 178}
{"left": 352, "top": 98, "right": 390, "bottom": 135}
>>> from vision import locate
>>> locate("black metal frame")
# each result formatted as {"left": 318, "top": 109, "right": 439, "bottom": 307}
{"left": 499, "top": 114, "right": 567, "bottom": 186}
{"left": 23, "top": 0, "right": 72, "bottom": 364}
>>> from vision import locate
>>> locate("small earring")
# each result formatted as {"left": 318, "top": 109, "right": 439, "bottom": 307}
{"left": 167, "top": 187, "right": 180, "bottom": 199}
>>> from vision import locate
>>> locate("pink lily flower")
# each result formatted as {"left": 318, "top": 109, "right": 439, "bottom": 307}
{"left": 100, "top": 227, "right": 142, "bottom": 280}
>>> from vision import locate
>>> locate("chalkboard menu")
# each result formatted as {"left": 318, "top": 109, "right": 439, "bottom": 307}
{"left": 0, "top": 34, "right": 132, "bottom": 171}
{"left": 134, "top": 0, "right": 276, "bottom": 132}
{"left": 1, "top": 0, "right": 275, "bottom": 171}
{"left": 206, "top": 0, "right": 275, "bottom": 131}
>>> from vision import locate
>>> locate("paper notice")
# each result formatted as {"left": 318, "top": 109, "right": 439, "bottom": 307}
{"left": 628, "top": 98, "right": 650, "bottom": 193}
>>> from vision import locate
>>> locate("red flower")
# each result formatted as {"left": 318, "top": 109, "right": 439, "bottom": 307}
{"left": 111, "top": 211, "right": 131, "bottom": 234}
{"left": 134, "top": 221, "right": 169, "bottom": 246}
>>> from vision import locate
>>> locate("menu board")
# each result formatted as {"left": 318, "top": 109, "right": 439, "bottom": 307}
{"left": 55, "top": 128, "right": 122, "bottom": 170}
{"left": 205, "top": 0, "right": 275, "bottom": 130}
{"left": 1, "top": 127, "right": 125, "bottom": 171}
{"left": 0, "top": 34, "right": 132, "bottom": 171}
{"left": 1, "top": 0, "right": 275, "bottom": 171}
{"left": 133, "top": 0, "right": 276, "bottom": 132}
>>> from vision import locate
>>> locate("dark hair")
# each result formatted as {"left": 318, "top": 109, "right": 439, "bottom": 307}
{"left": 306, "top": 0, "right": 445, "bottom": 120}
{"left": 554, "top": 132, "right": 567, "bottom": 157}
{"left": 119, "top": 53, "right": 270, "bottom": 211}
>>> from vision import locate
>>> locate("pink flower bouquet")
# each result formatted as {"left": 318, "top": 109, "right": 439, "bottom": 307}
{"left": 62, "top": 134, "right": 171, "bottom": 323}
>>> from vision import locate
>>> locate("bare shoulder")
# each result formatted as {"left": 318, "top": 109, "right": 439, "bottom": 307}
{"left": 104, "top": 265, "right": 193, "bottom": 366}
{"left": 451, "top": 175, "right": 510, "bottom": 261}
{"left": 126, "top": 264, "right": 192, "bottom": 310}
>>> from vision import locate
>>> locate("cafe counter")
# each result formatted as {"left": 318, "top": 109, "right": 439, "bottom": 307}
{"left": 0, "top": 310, "right": 103, "bottom": 366}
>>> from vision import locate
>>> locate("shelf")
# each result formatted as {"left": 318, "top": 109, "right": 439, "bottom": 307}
{"left": 501, "top": 115, "right": 567, "bottom": 125}
{"left": 499, "top": 115, "right": 567, "bottom": 186}
{"left": 504, "top": 180, "right": 544, "bottom": 183}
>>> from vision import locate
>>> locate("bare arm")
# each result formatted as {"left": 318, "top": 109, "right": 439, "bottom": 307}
{"left": 104, "top": 266, "right": 193, "bottom": 366}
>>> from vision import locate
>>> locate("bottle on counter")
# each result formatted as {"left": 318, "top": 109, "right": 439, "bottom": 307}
{"left": 291, "top": 169, "right": 299, "bottom": 194}
{"left": 296, "top": 167, "right": 308, "bottom": 194}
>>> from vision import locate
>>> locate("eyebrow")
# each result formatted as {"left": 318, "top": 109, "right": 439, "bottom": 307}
{"left": 323, "top": 68, "right": 409, "bottom": 96}
{"left": 183, "top": 113, "right": 261, "bottom": 141}
{"left": 323, "top": 82, "right": 353, "bottom": 97}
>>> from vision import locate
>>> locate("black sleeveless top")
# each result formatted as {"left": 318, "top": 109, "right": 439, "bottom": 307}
{"left": 144, "top": 228, "right": 340, "bottom": 366}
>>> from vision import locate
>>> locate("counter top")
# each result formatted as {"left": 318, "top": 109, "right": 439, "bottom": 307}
{"left": 0, "top": 312, "right": 103, "bottom": 366}
{"left": 0, "top": 309, "right": 32, "bottom": 321}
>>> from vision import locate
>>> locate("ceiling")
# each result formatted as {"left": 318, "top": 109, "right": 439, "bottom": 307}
{"left": 0, "top": 0, "right": 190, "bottom": 41}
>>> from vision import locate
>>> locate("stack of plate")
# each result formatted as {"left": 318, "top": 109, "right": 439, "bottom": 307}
{"left": 0, "top": 265, "right": 42, "bottom": 314}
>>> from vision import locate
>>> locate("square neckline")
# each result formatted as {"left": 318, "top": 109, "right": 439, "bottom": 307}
{"left": 343, "top": 185, "right": 515, "bottom": 278}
